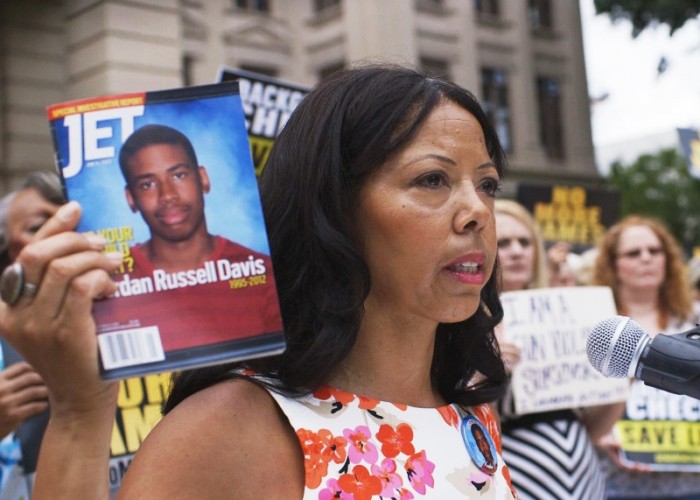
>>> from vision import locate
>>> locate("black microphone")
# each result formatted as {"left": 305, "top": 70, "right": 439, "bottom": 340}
{"left": 586, "top": 315, "right": 700, "bottom": 400}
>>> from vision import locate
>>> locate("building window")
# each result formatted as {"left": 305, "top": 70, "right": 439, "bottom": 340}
{"left": 481, "top": 67, "right": 511, "bottom": 152}
{"left": 528, "top": 0, "right": 552, "bottom": 29}
{"left": 182, "top": 55, "right": 195, "bottom": 86}
{"left": 235, "top": 0, "right": 269, "bottom": 12}
{"left": 314, "top": 0, "right": 340, "bottom": 12}
{"left": 537, "top": 76, "right": 564, "bottom": 160}
{"left": 420, "top": 57, "right": 450, "bottom": 80}
{"left": 474, "top": 0, "right": 499, "bottom": 17}
{"left": 415, "top": 0, "right": 445, "bottom": 14}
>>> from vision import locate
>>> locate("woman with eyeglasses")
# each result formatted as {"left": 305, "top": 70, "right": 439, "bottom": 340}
{"left": 592, "top": 215, "right": 699, "bottom": 500}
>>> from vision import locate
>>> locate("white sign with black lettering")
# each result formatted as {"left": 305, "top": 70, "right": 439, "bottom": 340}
{"left": 501, "top": 286, "right": 629, "bottom": 414}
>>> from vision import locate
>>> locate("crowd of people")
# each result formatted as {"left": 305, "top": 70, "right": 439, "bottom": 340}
{"left": 495, "top": 203, "right": 700, "bottom": 500}
{"left": 0, "top": 64, "right": 698, "bottom": 499}
{"left": 590, "top": 215, "right": 700, "bottom": 499}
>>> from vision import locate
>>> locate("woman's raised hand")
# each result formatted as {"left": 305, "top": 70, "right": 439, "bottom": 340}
{"left": 0, "top": 201, "right": 123, "bottom": 417}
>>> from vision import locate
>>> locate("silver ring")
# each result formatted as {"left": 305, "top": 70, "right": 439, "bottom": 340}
{"left": 0, "top": 262, "right": 38, "bottom": 306}
{"left": 22, "top": 282, "right": 38, "bottom": 299}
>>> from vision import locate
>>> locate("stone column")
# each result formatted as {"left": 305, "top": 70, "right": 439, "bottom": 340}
{"left": 64, "top": 0, "right": 182, "bottom": 98}
{"left": 0, "top": 1, "right": 67, "bottom": 190}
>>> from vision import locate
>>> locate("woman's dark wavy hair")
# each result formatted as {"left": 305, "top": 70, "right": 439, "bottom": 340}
{"left": 165, "top": 64, "right": 508, "bottom": 413}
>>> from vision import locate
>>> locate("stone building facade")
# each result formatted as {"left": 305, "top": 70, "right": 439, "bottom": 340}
{"left": 0, "top": 0, "right": 600, "bottom": 193}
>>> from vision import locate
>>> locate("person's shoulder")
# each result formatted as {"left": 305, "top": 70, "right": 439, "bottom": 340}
{"left": 119, "top": 378, "right": 304, "bottom": 498}
{"left": 172, "top": 376, "right": 280, "bottom": 417}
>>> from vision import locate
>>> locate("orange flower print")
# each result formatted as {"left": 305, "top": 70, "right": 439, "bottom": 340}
{"left": 359, "top": 395, "right": 408, "bottom": 416}
{"left": 344, "top": 425, "right": 379, "bottom": 464}
{"left": 405, "top": 451, "right": 435, "bottom": 495}
{"left": 500, "top": 462, "right": 517, "bottom": 498}
{"left": 298, "top": 428, "right": 324, "bottom": 458}
{"left": 318, "top": 428, "right": 348, "bottom": 464}
{"left": 297, "top": 428, "right": 332, "bottom": 489}
{"left": 376, "top": 423, "right": 415, "bottom": 458}
{"left": 338, "top": 465, "right": 383, "bottom": 500}
{"left": 314, "top": 386, "right": 355, "bottom": 406}
{"left": 357, "top": 395, "right": 380, "bottom": 410}
{"left": 437, "top": 406, "right": 459, "bottom": 427}
{"left": 305, "top": 453, "right": 330, "bottom": 489}
{"left": 371, "top": 458, "right": 403, "bottom": 497}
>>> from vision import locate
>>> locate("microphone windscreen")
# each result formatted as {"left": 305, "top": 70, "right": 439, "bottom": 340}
{"left": 587, "top": 315, "right": 647, "bottom": 377}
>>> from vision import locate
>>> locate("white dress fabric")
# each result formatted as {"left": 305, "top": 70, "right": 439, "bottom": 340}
{"left": 265, "top": 385, "right": 517, "bottom": 499}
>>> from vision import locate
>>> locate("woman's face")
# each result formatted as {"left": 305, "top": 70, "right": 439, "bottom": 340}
{"left": 615, "top": 224, "right": 666, "bottom": 292}
{"left": 355, "top": 100, "right": 499, "bottom": 326}
{"left": 495, "top": 212, "right": 536, "bottom": 292}
{"left": 7, "top": 188, "right": 61, "bottom": 262}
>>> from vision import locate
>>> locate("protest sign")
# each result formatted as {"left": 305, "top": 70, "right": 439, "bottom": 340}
{"left": 500, "top": 286, "right": 628, "bottom": 414}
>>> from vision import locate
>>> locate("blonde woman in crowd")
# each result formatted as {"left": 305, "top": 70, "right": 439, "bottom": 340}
{"left": 494, "top": 199, "right": 620, "bottom": 499}
{"left": 592, "top": 214, "right": 700, "bottom": 500}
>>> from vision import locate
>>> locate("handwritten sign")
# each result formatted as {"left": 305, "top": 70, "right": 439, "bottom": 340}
{"left": 501, "top": 286, "right": 629, "bottom": 415}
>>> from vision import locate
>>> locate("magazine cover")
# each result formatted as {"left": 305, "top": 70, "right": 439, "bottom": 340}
{"left": 47, "top": 81, "right": 285, "bottom": 379}
{"left": 217, "top": 66, "right": 309, "bottom": 176}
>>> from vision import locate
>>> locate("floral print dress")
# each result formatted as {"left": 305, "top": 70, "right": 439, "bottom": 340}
{"left": 265, "top": 385, "right": 517, "bottom": 499}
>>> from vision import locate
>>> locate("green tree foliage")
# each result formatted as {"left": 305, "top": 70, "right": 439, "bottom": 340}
{"left": 594, "top": 0, "right": 700, "bottom": 37}
{"left": 607, "top": 148, "right": 700, "bottom": 253}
